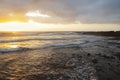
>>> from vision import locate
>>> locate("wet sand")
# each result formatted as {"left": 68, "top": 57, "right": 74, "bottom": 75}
{"left": 0, "top": 40, "right": 120, "bottom": 80}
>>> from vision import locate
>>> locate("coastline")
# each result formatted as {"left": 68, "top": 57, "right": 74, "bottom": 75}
{"left": 76, "top": 31, "right": 120, "bottom": 37}
{"left": 0, "top": 43, "right": 120, "bottom": 80}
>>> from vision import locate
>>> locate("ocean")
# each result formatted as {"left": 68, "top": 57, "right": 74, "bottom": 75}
{"left": 0, "top": 32, "right": 119, "bottom": 53}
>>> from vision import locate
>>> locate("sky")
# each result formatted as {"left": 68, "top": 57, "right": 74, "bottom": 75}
{"left": 0, "top": 0, "right": 120, "bottom": 31}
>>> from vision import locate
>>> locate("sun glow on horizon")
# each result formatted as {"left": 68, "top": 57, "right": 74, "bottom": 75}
{"left": 0, "top": 20, "right": 50, "bottom": 32}
{"left": 0, "top": 20, "right": 120, "bottom": 32}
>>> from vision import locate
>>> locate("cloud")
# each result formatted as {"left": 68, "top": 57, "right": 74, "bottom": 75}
{"left": 0, "top": 0, "right": 120, "bottom": 24}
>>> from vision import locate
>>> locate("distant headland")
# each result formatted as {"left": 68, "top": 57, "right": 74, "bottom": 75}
{"left": 77, "top": 31, "right": 120, "bottom": 37}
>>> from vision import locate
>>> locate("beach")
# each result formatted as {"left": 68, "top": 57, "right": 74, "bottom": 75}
{"left": 0, "top": 32, "right": 120, "bottom": 80}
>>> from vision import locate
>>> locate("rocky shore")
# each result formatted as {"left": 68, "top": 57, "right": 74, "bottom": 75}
{"left": 0, "top": 39, "right": 120, "bottom": 80}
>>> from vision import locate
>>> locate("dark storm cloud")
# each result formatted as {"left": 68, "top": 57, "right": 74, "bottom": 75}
{"left": 0, "top": 0, "right": 120, "bottom": 23}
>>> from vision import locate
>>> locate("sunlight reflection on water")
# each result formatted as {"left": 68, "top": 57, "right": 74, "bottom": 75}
{"left": 0, "top": 32, "right": 107, "bottom": 52}
{"left": 10, "top": 45, "right": 18, "bottom": 48}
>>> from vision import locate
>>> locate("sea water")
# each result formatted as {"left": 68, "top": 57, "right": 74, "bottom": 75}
{"left": 0, "top": 32, "right": 119, "bottom": 53}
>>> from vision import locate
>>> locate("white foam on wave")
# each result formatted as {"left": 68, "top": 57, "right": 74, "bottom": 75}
{"left": 0, "top": 48, "right": 20, "bottom": 53}
{"left": 0, "top": 41, "right": 87, "bottom": 53}
{"left": 0, "top": 37, "right": 81, "bottom": 43}
{"left": 41, "top": 41, "right": 88, "bottom": 48}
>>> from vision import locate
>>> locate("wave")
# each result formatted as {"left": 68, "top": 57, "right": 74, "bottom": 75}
{"left": 0, "top": 41, "right": 87, "bottom": 53}
{"left": 0, "top": 47, "right": 31, "bottom": 53}
{"left": 0, "top": 37, "right": 81, "bottom": 43}
{"left": 41, "top": 41, "right": 88, "bottom": 48}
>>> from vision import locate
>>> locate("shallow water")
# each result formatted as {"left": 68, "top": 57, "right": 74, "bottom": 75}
{"left": 0, "top": 32, "right": 119, "bottom": 53}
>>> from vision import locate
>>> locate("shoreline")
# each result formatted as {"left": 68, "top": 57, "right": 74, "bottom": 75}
{"left": 0, "top": 44, "right": 120, "bottom": 80}
{"left": 76, "top": 31, "right": 120, "bottom": 37}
